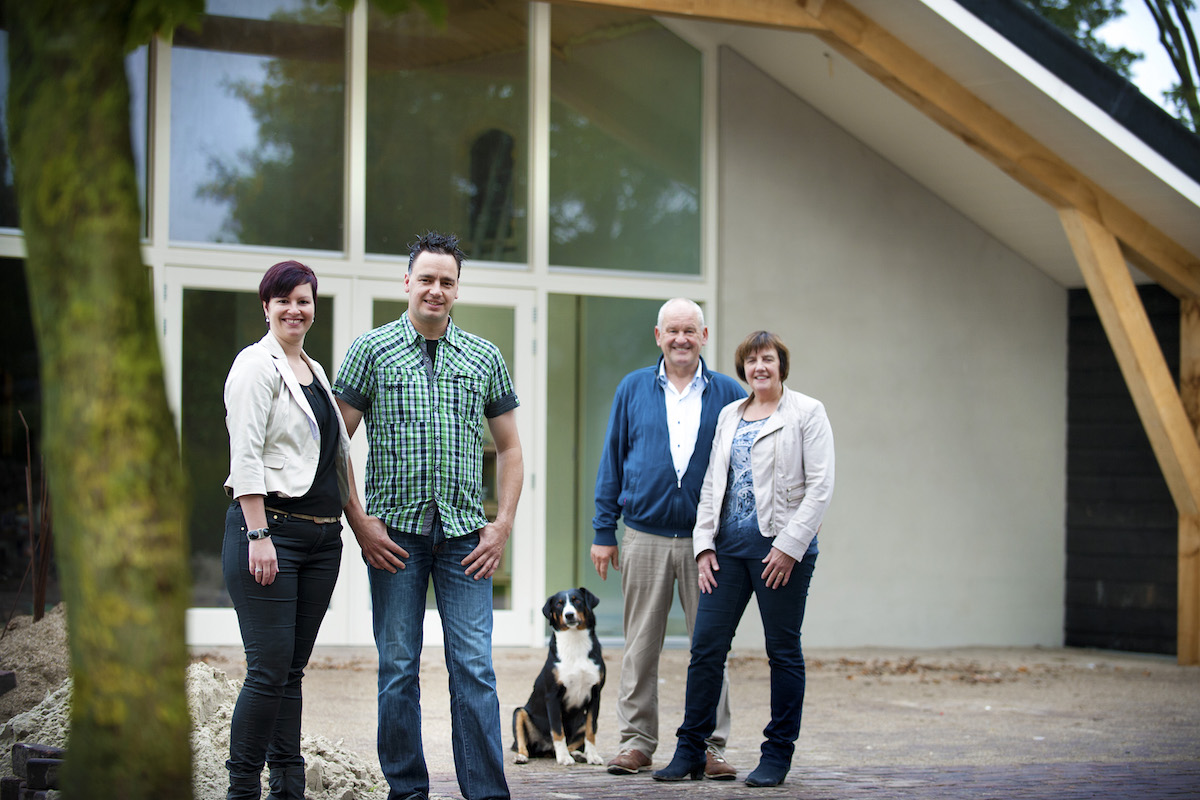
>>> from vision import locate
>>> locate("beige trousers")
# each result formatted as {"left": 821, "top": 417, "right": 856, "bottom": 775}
{"left": 614, "top": 526, "right": 732, "bottom": 758}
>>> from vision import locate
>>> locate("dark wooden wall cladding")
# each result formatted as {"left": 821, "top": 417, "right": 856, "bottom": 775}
{"left": 1066, "top": 286, "right": 1179, "bottom": 655}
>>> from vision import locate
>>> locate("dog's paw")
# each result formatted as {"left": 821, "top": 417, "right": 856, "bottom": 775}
{"left": 570, "top": 750, "right": 587, "bottom": 763}
{"left": 555, "top": 752, "right": 575, "bottom": 766}
{"left": 513, "top": 753, "right": 529, "bottom": 765}
{"left": 583, "top": 743, "right": 604, "bottom": 766}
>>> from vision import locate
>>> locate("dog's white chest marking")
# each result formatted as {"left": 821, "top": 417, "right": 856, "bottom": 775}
{"left": 553, "top": 628, "right": 600, "bottom": 709}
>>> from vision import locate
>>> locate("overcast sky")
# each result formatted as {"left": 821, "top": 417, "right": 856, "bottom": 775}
{"left": 1098, "top": 3, "right": 1198, "bottom": 111}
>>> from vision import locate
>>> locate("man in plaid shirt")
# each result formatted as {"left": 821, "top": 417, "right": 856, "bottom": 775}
{"left": 335, "top": 231, "right": 522, "bottom": 800}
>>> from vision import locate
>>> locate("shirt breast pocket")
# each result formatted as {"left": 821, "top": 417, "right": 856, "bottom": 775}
{"left": 447, "top": 373, "right": 486, "bottom": 421}
{"left": 379, "top": 365, "right": 429, "bottom": 422}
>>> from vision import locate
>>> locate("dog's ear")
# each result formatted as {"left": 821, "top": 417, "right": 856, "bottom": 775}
{"left": 578, "top": 587, "right": 600, "bottom": 609}
{"left": 542, "top": 596, "right": 556, "bottom": 620}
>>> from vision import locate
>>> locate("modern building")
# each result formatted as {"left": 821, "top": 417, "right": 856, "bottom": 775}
{"left": 2, "top": 0, "right": 1197, "bottom": 661}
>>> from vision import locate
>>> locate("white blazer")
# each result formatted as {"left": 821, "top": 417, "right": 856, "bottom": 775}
{"left": 223, "top": 333, "right": 351, "bottom": 505}
{"left": 693, "top": 386, "right": 835, "bottom": 561}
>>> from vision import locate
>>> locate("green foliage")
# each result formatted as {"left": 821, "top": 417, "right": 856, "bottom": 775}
{"left": 1145, "top": 0, "right": 1200, "bottom": 131}
{"left": 1023, "top": 0, "right": 1143, "bottom": 76}
{"left": 1024, "top": 0, "right": 1200, "bottom": 131}
{"left": 317, "top": 0, "right": 448, "bottom": 26}
{"left": 125, "top": 0, "right": 205, "bottom": 51}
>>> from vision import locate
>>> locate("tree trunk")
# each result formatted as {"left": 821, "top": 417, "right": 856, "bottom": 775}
{"left": 6, "top": 3, "right": 194, "bottom": 798}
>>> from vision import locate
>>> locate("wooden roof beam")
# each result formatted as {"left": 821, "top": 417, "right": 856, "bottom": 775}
{"left": 548, "top": 0, "right": 826, "bottom": 31}
{"left": 1062, "top": 207, "right": 1200, "bottom": 664}
{"left": 802, "top": 0, "right": 1200, "bottom": 299}
{"left": 1059, "top": 208, "right": 1200, "bottom": 515}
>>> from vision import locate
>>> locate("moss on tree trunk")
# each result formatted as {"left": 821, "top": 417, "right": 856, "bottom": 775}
{"left": 7, "top": 3, "right": 196, "bottom": 797}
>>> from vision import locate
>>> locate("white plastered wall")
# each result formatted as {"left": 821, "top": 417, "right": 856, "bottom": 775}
{"left": 717, "top": 49, "right": 1067, "bottom": 649}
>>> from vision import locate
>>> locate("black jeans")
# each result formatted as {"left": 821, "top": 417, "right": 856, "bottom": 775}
{"left": 222, "top": 502, "right": 342, "bottom": 778}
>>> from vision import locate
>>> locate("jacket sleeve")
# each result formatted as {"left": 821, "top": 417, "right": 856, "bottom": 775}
{"left": 591, "top": 380, "right": 631, "bottom": 547}
{"left": 774, "top": 401, "right": 835, "bottom": 561}
{"left": 224, "top": 347, "right": 280, "bottom": 500}
{"left": 693, "top": 404, "right": 734, "bottom": 557}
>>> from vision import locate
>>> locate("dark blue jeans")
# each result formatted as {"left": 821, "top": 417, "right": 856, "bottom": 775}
{"left": 675, "top": 550, "right": 818, "bottom": 769}
{"left": 222, "top": 503, "right": 342, "bottom": 779}
{"left": 371, "top": 526, "right": 509, "bottom": 800}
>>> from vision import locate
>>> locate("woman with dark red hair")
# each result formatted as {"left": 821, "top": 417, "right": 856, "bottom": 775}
{"left": 221, "top": 261, "right": 351, "bottom": 800}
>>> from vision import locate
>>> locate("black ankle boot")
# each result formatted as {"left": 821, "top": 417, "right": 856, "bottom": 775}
{"left": 226, "top": 770, "right": 262, "bottom": 800}
{"left": 652, "top": 752, "right": 706, "bottom": 782}
{"left": 744, "top": 761, "right": 789, "bottom": 787}
{"left": 266, "top": 764, "right": 306, "bottom": 800}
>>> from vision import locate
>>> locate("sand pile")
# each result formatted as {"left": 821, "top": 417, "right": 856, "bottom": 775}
{"left": 0, "top": 604, "right": 70, "bottom": 722}
{"left": 0, "top": 607, "right": 387, "bottom": 800}
{"left": 187, "top": 661, "right": 388, "bottom": 800}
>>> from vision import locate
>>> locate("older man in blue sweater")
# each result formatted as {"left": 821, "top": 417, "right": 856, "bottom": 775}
{"left": 591, "top": 298, "right": 746, "bottom": 779}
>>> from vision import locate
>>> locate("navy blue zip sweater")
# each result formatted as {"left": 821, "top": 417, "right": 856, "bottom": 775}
{"left": 592, "top": 356, "right": 746, "bottom": 546}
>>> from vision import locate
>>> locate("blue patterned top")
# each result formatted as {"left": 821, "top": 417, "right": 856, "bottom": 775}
{"left": 716, "top": 417, "right": 772, "bottom": 560}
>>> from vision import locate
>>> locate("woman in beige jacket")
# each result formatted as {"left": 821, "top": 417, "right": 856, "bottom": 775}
{"left": 655, "top": 330, "right": 834, "bottom": 788}
{"left": 222, "top": 260, "right": 351, "bottom": 800}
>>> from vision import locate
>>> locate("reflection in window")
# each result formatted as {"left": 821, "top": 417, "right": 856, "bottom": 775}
{"left": 469, "top": 129, "right": 517, "bottom": 261}
{"left": 365, "top": 0, "right": 528, "bottom": 263}
{"left": 170, "top": 0, "right": 345, "bottom": 250}
{"left": 550, "top": 8, "right": 702, "bottom": 274}
{"left": 0, "top": 33, "right": 149, "bottom": 233}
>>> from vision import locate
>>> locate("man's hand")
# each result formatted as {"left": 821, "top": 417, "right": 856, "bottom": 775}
{"left": 463, "top": 521, "right": 510, "bottom": 580}
{"left": 590, "top": 544, "right": 620, "bottom": 581}
{"left": 348, "top": 512, "right": 408, "bottom": 573}
{"left": 697, "top": 550, "right": 719, "bottom": 594}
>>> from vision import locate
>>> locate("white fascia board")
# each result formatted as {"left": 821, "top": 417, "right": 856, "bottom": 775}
{"left": 917, "top": 0, "right": 1200, "bottom": 207}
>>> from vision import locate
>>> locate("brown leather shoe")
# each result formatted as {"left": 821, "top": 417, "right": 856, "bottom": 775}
{"left": 705, "top": 749, "right": 737, "bottom": 780}
{"left": 607, "top": 749, "right": 652, "bottom": 774}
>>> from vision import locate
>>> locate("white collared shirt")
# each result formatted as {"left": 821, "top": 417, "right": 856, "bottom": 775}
{"left": 659, "top": 361, "right": 709, "bottom": 483}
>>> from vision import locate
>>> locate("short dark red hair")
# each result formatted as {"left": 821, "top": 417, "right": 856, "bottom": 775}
{"left": 259, "top": 260, "right": 318, "bottom": 305}
{"left": 734, "top": 330, "right": 790, "bottom": 382}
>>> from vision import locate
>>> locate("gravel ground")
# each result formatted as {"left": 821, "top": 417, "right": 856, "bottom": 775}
{"left": 196, "top": 642, "right": 1200, "bottom": 775}
{"left": 3, "top": 606, "right": 1197, "bottom": 796}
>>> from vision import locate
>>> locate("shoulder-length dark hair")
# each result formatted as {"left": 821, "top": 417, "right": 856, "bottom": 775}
{"left": 259, "top": 260, "right": 318, "bottom": 305}
{"left": 734, "top": 330, "right": 790, "bottom": 383}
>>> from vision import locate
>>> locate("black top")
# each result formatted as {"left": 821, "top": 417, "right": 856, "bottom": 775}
{"left": 269, "top": 381, "right": 341, "bottom": 518}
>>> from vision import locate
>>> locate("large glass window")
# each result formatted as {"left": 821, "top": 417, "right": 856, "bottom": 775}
{"left": 170, "top": 0, "right": 346, "bottom": 250}
{"left": 365, "top": 0, "right": 528, "bottom": 263}
{"left": 182, "top": 287, "right": 334, "bottom": 607}
{"left": 546, "top": 294, "right": 685, "bottom": 636}
{"left": 549, "top": 7, "right": 702, "bottom": 274}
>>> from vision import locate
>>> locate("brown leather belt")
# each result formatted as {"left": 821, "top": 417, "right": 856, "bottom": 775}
{"left": 265, "top": 506, "right": 341, "bottom": 525}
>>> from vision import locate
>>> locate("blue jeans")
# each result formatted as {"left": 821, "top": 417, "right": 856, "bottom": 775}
{"left": 371, "top": 526, "right": 509, "bottom": 800}
{"left": 675, "top": 551, "right": 818, "bottom": 769}
{"left": 222, "top": 503, "right": 342, "bottom": 779}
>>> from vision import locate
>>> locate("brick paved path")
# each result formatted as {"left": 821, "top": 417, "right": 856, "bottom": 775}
{"left": 426, "top": 761, "right": 1200, "bottom": 799}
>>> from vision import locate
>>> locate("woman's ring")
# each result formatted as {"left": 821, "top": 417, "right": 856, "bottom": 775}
{"left": 255, "top": 568, "right": 263, "bottom": 573}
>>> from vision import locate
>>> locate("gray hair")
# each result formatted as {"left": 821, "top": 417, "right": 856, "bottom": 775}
{"left": 656, "top": 298, "right": 706, "bottom": 329}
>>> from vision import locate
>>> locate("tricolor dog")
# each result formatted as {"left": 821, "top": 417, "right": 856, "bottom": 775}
{"left": 512, "top": 588, "right": 606, "bottom": 766}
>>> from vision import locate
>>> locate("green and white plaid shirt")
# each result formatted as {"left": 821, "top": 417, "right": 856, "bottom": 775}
{"left": 334, "top": 312, "right": 519, "bottom": 538}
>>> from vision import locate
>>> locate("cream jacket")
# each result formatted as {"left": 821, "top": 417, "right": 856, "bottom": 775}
{"left": 693, "top": 386, "right": 835, "bottom": 561}
{"left": 224, "top": 333, "right": 351, "bottom": 505}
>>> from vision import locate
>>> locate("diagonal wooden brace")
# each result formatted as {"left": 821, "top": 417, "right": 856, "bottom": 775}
{"left": 1061, "top": 207, "right": 1200, "bottom": 665}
